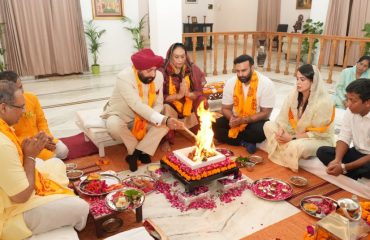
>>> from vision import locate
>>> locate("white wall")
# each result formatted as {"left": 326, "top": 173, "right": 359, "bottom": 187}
{"left": 149, "top": 0, "right": 182, "bottom": 57}
{"left": 182, "top": 0, "right": 215, "bottom": 24}
{"left": 79, "top": 0, "right": 329, "bottom": 70}
{"left": 310, "top": 0, "right": 329, "bottom": 25}
{"left": 80, "top": 0, "right": 139, "bottom": 71}
{"left": 213, "top": 0, "right": 258, "bottom": 32}
{"left": 280, "top": 0, "right": 311, "bottom": 33}
{"left": 138, "top": 0, "right": 150, "bottom": 43}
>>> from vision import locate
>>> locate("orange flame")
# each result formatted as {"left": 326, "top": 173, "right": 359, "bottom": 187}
{"left": 193, "top": 101, "right": 217, "bottom": 161}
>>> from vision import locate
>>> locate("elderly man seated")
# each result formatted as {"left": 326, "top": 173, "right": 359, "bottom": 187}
{"left": 0, "top": 80, "right": 88, "bottom": 240}
{"left": 101, "top": 48, "right": 184, "bottom": 172}
{"left": 0, "top": 71, "right": 69, "bottom": 160}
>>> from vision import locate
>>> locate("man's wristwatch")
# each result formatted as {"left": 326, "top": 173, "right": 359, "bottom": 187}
{"left": 341, "top": 163, "right": 347, "bottom": 174}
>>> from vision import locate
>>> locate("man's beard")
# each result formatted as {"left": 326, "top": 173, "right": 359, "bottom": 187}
{"left": 138, "top": 72, "right": 155, "bottom": 84}
{"left": 238, "top": 70, "right": 252, "bottom": 84}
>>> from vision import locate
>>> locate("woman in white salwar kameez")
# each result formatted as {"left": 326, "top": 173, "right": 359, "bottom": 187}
{"left": 263, "top": 64, "right": 335, "bottom": 172}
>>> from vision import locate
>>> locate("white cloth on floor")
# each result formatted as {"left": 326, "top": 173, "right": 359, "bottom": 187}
{"left": 104, "top": 226, "right": 153, "bottom": 240}
{"left": 299, "top": 157, "right": 370, "bottom": 199}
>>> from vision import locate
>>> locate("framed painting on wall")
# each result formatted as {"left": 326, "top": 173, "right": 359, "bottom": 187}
{"left": 296, "top": 0, "right": 312, "bottom": 9}
{"left": 92, "top": 0, "right": 124, "bottom": 20}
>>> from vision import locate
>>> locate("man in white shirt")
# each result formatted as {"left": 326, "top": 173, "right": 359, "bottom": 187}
{"left": 101, "top": 49, "right": 184, "bottom": 171}
{"left": 317, "top": 79, "right": 370, "bottom": 179}
{"left": 212, "top": 54, "right": 276, "bottom": 153}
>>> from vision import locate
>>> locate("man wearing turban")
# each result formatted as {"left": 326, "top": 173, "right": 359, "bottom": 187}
{"left": 101, "top": 49, "right": 183, "bottom": 171}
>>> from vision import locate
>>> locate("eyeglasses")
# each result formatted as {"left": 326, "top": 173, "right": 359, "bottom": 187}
{"left": 7, "top": 103, "right": 25, "bottom": 110}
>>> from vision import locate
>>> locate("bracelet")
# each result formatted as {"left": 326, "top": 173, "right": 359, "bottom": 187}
{"left": 165, "top": 117, "right": 171, "bottom": 126}
{"left": 27, "top": 156, "right": 36, "bottom": 162}
{"left": 341, "top": 163, "right": 347, "bottom": 174}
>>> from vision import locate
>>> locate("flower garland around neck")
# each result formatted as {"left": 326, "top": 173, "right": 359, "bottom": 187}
{"left": 0, "top": 119, "right": 73, "bottom": 196}
{"left": 168, "top": 64, "right": 193, "bottom": 116}
{"left": 288, "top": 105, "right": 335, "bottom": 133}
{"left": 131, "top": 67, "right": 156, "bottom": 140}
{"left": 228, "top": 71, "right": 259, "bottom": 138}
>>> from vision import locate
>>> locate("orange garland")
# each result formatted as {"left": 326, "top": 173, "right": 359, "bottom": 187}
{"left": 303, "top": 228, "right": 331, "bottom": 240}
{"left": 360, "top": 201, "right": 370, "bottom": 224}
{"left": 131, "top": 67, "right": 156, "bottom": 140}
{"left": 162, "top": 156, "right": 236, "bottom": 181}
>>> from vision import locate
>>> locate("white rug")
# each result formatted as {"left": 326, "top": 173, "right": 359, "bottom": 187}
{"left": 118, "top": 166, "right": 299, "bottom": 240}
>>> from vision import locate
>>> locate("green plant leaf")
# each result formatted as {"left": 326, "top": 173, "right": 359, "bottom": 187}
{"left": 84, "top": 20, "right": 106, "bottom": 66}
{"left": 122, "top": 14, "right": 148, "bottom": 51}
{"left": 300, "top": 19, "right": 324, "bottom": 62}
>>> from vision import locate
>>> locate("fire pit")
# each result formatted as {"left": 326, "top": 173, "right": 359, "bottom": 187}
{"left": 161, "top": 102, "right": 238, "bottom": 193}
{"left": 173, "top": 146, "right": 225, "bottom": 170}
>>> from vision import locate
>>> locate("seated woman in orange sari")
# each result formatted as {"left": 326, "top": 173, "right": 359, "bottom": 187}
{"left": 159, "top": 43, "right": 207, "bottom": 145}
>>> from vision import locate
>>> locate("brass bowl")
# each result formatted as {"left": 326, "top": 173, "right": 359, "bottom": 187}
{"left": 66, "top": 170, "right": 83, "bottom": 181}
{"left": 242, "top": 161, "right": 256, "bottom": 172}
{"left": 65, "top": 163, "right": 77, "bottom": 171}
{"left": 289, "top": 176, "right": 308, "bottom": 187}
{"left": 249, "top": 155, "right": 264, "bottom": 164}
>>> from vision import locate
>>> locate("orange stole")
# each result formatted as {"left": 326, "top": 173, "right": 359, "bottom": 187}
{"left": 228, "top": 72, "right": 259, "bottom": 138}
{"left": 0, "top": 119, "right": 73, "bottom": 196}
{"left": 131, "top": 67, "right": 156, "bottom": 141}
{"left": 288, "top": 106, "right": 335, "bottom": 133}
{"left": 169, "top": 74, "right": 193, "bottom": 117}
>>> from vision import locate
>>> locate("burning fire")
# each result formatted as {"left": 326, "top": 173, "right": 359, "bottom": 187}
{"left": 191, "top": 101, "right": 217, "bottom": 162}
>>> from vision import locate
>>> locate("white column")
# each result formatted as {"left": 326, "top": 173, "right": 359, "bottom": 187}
{"left": 149, "top": 0, "right": 182, "bottom": 57}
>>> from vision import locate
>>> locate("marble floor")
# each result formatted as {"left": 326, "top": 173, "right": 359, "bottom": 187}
{"left": 21, "top": 64, "right": 340, "bottom": 139}
{"left": 117, "top": 167, "right": 300, "bottom": 240}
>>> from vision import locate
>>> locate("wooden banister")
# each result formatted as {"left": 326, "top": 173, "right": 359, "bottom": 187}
{"left": 182, "top": 31, "right": 370, "bottom": 83}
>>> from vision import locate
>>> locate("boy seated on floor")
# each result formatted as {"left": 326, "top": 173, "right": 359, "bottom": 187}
{"left": 317, "top": 79, "right": 370, "bottom": 180}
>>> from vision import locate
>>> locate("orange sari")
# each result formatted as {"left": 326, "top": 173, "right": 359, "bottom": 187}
{"left": 131, "top": 67, "right": 157, "bottom": 140}
{"left": 0, "top": 119, "right": 73, "bottom": 196}
{"left": 228, "top": 72, "right": 259, "bottom": 138}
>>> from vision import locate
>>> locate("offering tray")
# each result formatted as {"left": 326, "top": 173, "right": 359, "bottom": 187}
{"left": 78, "top": 174, "right": 122, "bottom": 196}
{"left": 300, "top": 195, "right": 338, "bottom": 219}
{"left": 160, "top": 160, "right": 239, "bottom": 193}
{"left": 121, "top": 175, "right": 155, "bottom": 195}
{"left": 105, "top": 188, "right": 145, "bottom": 211}
{"left": 251, "top": 177, "right": 293, "bottom": 201}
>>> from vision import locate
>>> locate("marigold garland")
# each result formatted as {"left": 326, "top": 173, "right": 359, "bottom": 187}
{"left": 303, "top": 226, "right": 332, "bottom": 240}
{"left": 162, "top": 154, "right": 236, "bottom": 181}
{"left": 360, "top": 201, "right": 370, "bottom": 224}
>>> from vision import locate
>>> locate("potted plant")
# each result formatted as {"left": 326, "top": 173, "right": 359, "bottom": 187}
{"left": 122, "top": 14, "right": 147, "bottom": 51}
{"left": 362, "top": 23, "right": 370, "bottom": 55}
{"left": 0, "top": 23, "right": 6, "bottom": 72}
{"left": 300, "top": 19, "right": 324, "bottom": 63}
{"left": 84, "top": 20, "right": 106, "bottom": 75}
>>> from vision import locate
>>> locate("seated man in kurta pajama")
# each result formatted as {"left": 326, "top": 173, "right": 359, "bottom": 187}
{"left": 0, "top": 71, "right": 69, "bottom": 160}
{"left": 101, "top": 48, "right": 184, "bottom": 172}
{"left": 0, "top": 80, "right": 88, "bottom": 240}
